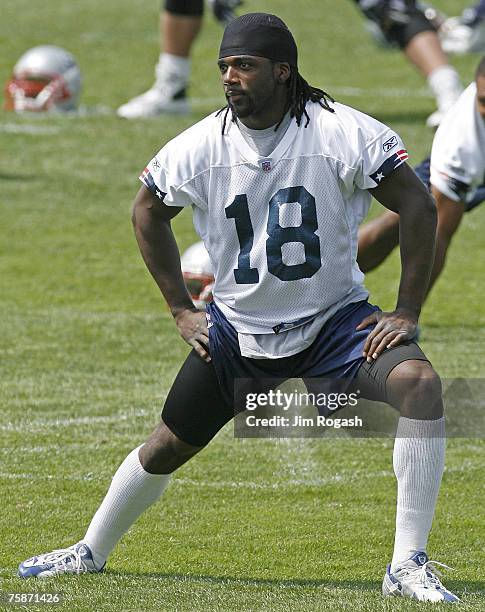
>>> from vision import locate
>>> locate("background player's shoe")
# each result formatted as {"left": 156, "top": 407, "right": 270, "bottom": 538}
{"left": 117, "top": 85, "right": 189, "bottom": 118}
{"left": 117, "top": 59, "right": 190, "bottom": 118}
{"left": 382, "top": 551, "right": 460, "bottom": 603}
{"left": 18, "top": 542, "right": 103, "bottom": 578}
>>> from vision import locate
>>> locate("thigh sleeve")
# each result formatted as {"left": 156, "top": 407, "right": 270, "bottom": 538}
{"left": 353, "top": 340, "right": 429, "bottom": 402}
{"left": 162, "top": 349, "right": 233, "bottom": 446}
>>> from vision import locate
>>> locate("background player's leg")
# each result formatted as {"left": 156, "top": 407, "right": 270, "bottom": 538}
{"left": 163, "top": 10, "right": 202, "bottom": 57}
{"left": 117, "top": 0, "right": 203, "bottom": 118}
{"left": 354, "top": 1, "right": 462, "bottom": 127}
{"left": 404, "top": 31, "right": 463, "bottom": 127}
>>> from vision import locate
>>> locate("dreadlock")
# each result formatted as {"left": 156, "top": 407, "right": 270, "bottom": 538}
{"left": 216, "top": 66, "right": 335, "bottom": 134}
{"left": 285, "top": 69, "right": 334, "bottom": 127}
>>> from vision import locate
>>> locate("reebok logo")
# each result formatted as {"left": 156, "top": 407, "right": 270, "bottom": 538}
{"left": 383, "top": 135, "right": 398, "bottom": 153}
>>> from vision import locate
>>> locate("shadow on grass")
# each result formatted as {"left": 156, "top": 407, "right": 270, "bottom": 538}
{"left": 0, "top": 172, "right": 40, "bottom": 181}
{"left": 107, "top": 571, "right": 377, "bottom": 590}
{"left": 106, "top": 571, "right": 485, "bottom": 596}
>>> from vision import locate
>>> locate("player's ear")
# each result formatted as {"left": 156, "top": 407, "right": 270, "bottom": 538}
{"left": 275, "top": 62, "right": 291, "bottom": 84}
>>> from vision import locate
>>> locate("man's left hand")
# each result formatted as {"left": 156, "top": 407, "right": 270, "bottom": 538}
{"left": 356, "top": 310, "right": 418, "bottom": 362}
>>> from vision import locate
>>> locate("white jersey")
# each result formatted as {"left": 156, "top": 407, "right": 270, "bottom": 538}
{"left": 140, "top": 101, "right": 407, "bottom": 348}
{"left": 431, "top": 83, "right": 485, "bottom": 204}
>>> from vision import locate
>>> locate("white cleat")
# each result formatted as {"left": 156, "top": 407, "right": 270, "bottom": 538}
{"left": 383, "top": 551, "right": 460, "bottom": 603}
{"left": 117, "top": 85, "right": 190, "bottom": 118}
{"left": 18, "top": 542, "right": 103, "bottom": 578}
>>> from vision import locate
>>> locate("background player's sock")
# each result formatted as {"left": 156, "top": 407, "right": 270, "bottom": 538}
{"left": 155, "top": 53, "right": 190, "bottom": 93}
{"left": 83, "top": 446, "right": 170, "bottom": 569}
{"left": 391, "top": 416, "right": 445, "bottom": 571}
{"left": 427, "top": 65, "right": 462, "bottom": 115}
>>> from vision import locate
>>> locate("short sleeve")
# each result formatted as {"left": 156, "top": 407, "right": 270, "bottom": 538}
{"left": 139, "top": 153, "right": 193, "bottom": 208}
{"left": 330, "top": 105, "right": 408, "bottom": 193}
{"left": 354, "top": 130, "right": 408, "bottom": 190}
{"left": 430, "top": 134, "right": 472, "bottom": 203}
{"left": 429, "top": 83, "right": 483, "bottom": 204}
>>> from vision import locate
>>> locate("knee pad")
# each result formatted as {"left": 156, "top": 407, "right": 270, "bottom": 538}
{"left": 164, "top": 0, "right": 204, "bottom": 17}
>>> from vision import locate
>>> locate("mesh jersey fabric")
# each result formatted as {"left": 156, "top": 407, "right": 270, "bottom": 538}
{"left": 140, "top": 100, "right": 407, "bottom": 353}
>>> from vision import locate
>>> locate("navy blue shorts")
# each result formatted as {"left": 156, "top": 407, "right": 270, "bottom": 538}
{"left": 207, "top": 300, "right": 417, "bottom": 407}
{"left": 161, "top": 301, "right": 428, "bottom": 446}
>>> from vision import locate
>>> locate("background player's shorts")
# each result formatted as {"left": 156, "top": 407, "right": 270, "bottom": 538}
{"left": 164, "top": 0, "right": 204, "bottom": 16}
{"left": 162, "top": 300, "right": 429, "bottom": 446}
{"left": 355, "top": 0, "right": 435, "bottom": 48}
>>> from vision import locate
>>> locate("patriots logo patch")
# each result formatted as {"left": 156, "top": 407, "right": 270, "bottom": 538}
{"left": 139, "top": 167, "right": 155, "bottom": 190}
{"left": 370, "top": 149, "right": 408, "bottom": 185}
{"left": 139, "top": 167, "right": 166, "bottom": 202}
{"left": 382, "top": 135, "right": 398, "bottom": 153}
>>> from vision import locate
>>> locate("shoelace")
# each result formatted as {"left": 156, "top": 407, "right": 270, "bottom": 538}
{"left": 413, "top": 560, "right": 453, "bottom": 590}
{"left": 39, "top": 548, "right": 88, "bottom": 574}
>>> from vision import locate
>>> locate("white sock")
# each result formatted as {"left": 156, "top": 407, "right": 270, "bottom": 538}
{"left": 155, "top": 53, "right": 190, "bottom": 90}
{"left": 391, "top": 417, "right": 445, "bottom": 572}
{"left": 427, "top": 65, "right": 462, "bottom": 112}
{"left": 83, "top": 446, "right": 170, "bottom": 568}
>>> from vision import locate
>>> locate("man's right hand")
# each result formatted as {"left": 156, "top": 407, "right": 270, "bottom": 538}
{"left": 175, "top": 309, "right": 211, "bottom": 362}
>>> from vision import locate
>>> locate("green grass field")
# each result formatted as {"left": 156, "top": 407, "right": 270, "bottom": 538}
{"left": 1, "top": 1, "right": 484, "bottom": 610}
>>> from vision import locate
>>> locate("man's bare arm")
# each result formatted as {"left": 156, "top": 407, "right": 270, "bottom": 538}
{"left": 356, "top": 163, "right": 437, "bottom": 360}
{"left": 131, "top": 185, "right": 210, "bottom": 361}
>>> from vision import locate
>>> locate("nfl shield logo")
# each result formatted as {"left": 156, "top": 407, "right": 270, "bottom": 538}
{"left": 260, "top": 159, "right": 272, "bottom": 172}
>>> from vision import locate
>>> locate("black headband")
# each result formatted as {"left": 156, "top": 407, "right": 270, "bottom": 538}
{"left": 219, "top": 12, "right": 298, "bottom": 66}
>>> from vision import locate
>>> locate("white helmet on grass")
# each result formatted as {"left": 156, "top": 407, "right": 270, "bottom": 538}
{"left": 181, "top": 241, "right": 214, "bottom": 309}
{"left": 5, "top": 45, "right": 82, "bottom": 113}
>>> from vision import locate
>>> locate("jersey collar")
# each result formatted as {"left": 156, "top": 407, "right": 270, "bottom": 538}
{"left": 227, "top": 114, "right": 300, "bottom": 168}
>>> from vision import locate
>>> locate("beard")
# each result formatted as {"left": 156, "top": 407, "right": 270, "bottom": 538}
{"left": 226, "top": 94, "right": 254, "bottom": 118}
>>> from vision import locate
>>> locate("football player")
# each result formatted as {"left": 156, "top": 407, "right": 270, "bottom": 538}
{"left": 354, "top": 0, "right": 463, "bottom": 127}
{"left": 20, "top": 13, "right": 459, "bottom": 603}
{"left": 117, "top": 0, "right": 241, "bottom": 118}
{"left": 358, "top": 55, "right": 485, "bottom": 296}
